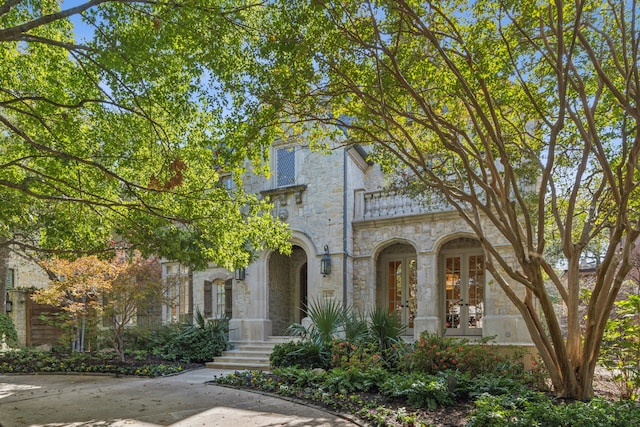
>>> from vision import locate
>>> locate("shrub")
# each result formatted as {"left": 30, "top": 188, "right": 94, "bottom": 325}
{"left": 154, "top": 309, "right": 229, "bottom": 363}
{"left": 453, "top": 371, "right": 532, "bottom": 400}
{"left": 270, "top": 340, "right": 330, "bottom": 369}
{"left": 330, "top": 339, "right": 385, "bottom": 370}
{"left": 0, "top": 313, "right": 19, "bottom": 348}
{"left": 274, "top": 365, "right": 326, "bottom": 387}
{"left": 0, "top": 348, "right": 190, "bottom": 376}
{"left": 379, "top": 372, "right": 454, "bottom": 409}
{"left": 367, "top": 307, "right": 407, "bottom": 368}
{"left": 286, "top": 302, "right": 409, "bottom": 371}
{"left": 401, "top": 332, "right": 523, "bottom": 377}
{"left": 322, "top": 366, "right": 387, "bottom": 394}
{"left": 468, "top": 394, "right": 640, "bottom": 427}
{"left": 122, "top": 322, "right": 179, "bottom": 353}
{"left": 286, "top": 298, "right": 344, "bottom": 346}
{"left": 343, "top": 310, "right": 369, "bottom": 343}
{"left": 599, "top": 293, "right": 640, "bottom": 400}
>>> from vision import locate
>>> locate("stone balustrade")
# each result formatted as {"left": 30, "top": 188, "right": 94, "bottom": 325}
{"left": 355, "top": 189, "right": 455, "bottom": 220}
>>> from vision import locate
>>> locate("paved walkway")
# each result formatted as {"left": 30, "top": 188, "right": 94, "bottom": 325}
{"left": 0, "top": 369, "right": 358, "bottom": 427}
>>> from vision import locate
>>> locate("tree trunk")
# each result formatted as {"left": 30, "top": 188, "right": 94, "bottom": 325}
{"left": 112, "top": 317, "right": 126, "bottom": 362}
{"left": 0, "top": 241, "right": 9, "bottom": 312}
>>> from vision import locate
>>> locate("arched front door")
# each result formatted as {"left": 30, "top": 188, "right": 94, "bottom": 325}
{"left": 377, "top": 243, "right": 417, "bottom": 334}
{"left": 441, "top": 239, "right": 484, "bottom": 336}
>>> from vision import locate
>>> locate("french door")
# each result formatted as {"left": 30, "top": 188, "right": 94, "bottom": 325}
{"left": 385, "top": 256, "right": 417, "bottom": 332}
{"left": 443, "top": 253, "right": 484, "bottom": 336}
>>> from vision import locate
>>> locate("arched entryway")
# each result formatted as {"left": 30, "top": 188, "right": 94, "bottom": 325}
{"left": 439, "top": 237, "right": 485, "bottom": 336}
{"left": 268, "top": 245, "right": 308, "bottom": 335}
{"left": 376, "top": 242, "right": 417, "bottom": 335}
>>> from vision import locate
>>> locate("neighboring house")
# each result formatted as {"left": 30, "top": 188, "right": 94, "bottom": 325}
{"left": 4, "top": 253, "right": 163, "bottom": 347}
{"left": 557, "top": 258, "right": 640, "bottom": 338}
{"left": 4, "top": 252, "right": 61, "bottom": 347}
{"left": 165, "top": 139, "right": 533, "bottom": 347}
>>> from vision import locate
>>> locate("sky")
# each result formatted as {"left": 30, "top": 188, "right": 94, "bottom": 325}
{"left": 61, "top": 0, "right": 95, "bottom": 42}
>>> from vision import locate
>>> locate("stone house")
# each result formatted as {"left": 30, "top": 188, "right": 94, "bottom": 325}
{"left": 4, "top": 138, "right": 532, "bottom": 355}
{"left": 163, "top": 138, "right": 533, "bottom": 359}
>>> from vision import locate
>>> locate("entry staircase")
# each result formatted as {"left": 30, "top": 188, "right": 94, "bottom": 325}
{"left": 205, "top": 336, "right": 295, "bottom": 371}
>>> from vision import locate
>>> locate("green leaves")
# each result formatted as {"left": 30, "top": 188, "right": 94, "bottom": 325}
{"left": 1, "top": 0, "right": 290, "bottom": 268}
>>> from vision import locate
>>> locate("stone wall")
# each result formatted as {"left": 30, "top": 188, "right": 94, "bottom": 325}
{"left": 179, "top": 140, "right": 532, "bottom": 347}
{"left": 7, "top": 252, "right": 50, "bottom": 290}
{"left": 351, "top": 211, "right": 532, "bottom": 345}
{"left": 5, "top": 255, "right": 51, "bottom": 346}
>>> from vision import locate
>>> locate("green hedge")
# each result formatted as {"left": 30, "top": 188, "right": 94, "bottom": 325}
{"left": 0, "top": 313, "right": 18, "bottom": 348}
{"left": 270, "top": 340, "right": 330, "bottom": 369}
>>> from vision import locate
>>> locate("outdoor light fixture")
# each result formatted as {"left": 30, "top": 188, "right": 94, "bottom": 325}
{"left": 320, "top": 245, "right": 332, "bottom": 276}
{"left": 234, "top": 268, "right": 246, "bottom": 281}
{"left": 5, "top": 299, "right": 12, "bottom": 313}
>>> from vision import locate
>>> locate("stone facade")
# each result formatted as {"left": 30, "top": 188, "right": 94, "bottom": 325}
{"left": 171, "top": 140, "right": 533, "bottom": 347}
{"left": 4, "top": 139, "right": 533, "bottom": 349}
{"left": 4, "top": 253, "right": 51, "bottom": 345}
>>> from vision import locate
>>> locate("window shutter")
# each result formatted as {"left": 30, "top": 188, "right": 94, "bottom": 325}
{"left": 224, "top": 279, "right": 233, "bottom": 319}
{"left": 6, "top": 269, "right": 15, "bottom": 289}
{"left": 203, "top": 280, "right": 212, "bottom": 318}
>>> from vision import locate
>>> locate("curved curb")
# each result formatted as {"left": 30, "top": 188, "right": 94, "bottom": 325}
{"left": 205, "top": 381, "right": 367, "bottom": 427}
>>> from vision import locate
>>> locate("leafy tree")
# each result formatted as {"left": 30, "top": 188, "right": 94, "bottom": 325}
{"left": 33, "top": 256, "right": 113, "bottom": 352}
{"left": 34, "top": 253, "right": 166, "bottom": 360}
{"left": 0, "top": 1, "right": 291, "bottom": 309}
{"left": 236, "top": 0, "right": 640, "bottom": 399}
{"left": 102, "top": 251, "right": 165, "bottom": 361}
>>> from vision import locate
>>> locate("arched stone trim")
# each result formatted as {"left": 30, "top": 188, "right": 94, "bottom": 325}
{"left": 433, "top": 232, "right": 480, "bottom": 254}
{"left": 290, "top": 229, "right": 321, "bottom": 257}
{"left": 257, "top": 229, "right": 319, "bottom": 266}
{"left": 371, "top": 237, "right": 419, "bottom": 260}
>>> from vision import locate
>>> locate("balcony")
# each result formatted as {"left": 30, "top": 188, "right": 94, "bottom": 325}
{"left": 355, "top": 189, "right": 455, "bottom": 221}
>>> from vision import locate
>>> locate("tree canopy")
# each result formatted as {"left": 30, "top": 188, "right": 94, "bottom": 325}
{"left": 0, "top": 0, "right": 291, "bottom": 293}
{"left": 33, "top": 252, "right": 165, "bottom": 360}
{"left": 234, "top": 0, "right": 640, "bottom": 399}
{"left": 4, "top": 0, "right": 639, "bottom": 400}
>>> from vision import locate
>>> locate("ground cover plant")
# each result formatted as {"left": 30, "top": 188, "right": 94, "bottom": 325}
{"left": 0, "top": 348, "right": 200, "bottom": 377}
{"left": 220, "top": 329, "right": 640, "bottom": 426}
{"left": 0, "top": 317, "right": 228, "bottom": 377}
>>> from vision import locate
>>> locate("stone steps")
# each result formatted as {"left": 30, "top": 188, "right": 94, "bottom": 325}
{"left": 205, "top": 336, "right": 296, "bottom": 371}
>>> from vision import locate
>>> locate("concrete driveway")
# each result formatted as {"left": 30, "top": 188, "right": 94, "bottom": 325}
{"left": 0, "top": 369, "right": 358, "bottom": 427}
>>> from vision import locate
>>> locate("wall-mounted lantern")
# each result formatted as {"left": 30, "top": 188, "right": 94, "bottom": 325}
{"left": 5, "top": 298, "right": 12, "bottom": 313}
{"left": 320, "top": 245, "right": 332, "bottom": 276}
{"left": 234, "top": 268, "right": 246, "bottom": 281}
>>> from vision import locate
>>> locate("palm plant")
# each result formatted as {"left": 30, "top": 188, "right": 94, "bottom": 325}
{"left": 369, "top": 306, "right": 406, "bottom": 354}
{"left": 343, "top": 308, "right": 369, "bottom": 343}
{"left": 286, "top": 298, "right": 345, "bottom": 346}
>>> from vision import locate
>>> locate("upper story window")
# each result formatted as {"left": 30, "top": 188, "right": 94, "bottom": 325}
{"left": 219, "top": 173, "right": 233, "bottom": 190}
{"left": 276, "top": 147, "right": 295, "bottom": 187}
